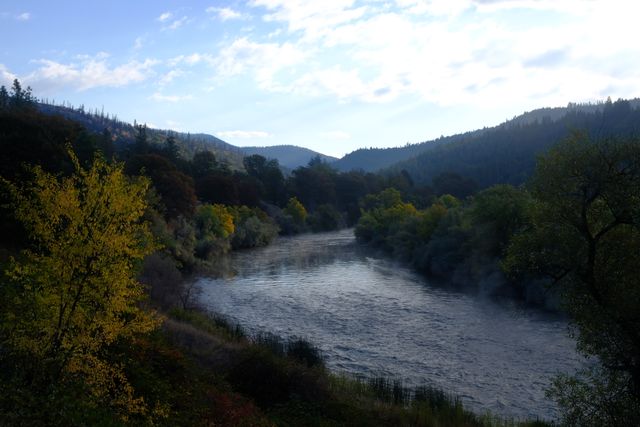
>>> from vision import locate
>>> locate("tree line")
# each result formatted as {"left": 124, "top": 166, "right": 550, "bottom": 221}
{"left": 356, "top": 132, "right": 640, "bottom": 424}
{"left": 2, "top": 79, "right": 639, "bottom": 423}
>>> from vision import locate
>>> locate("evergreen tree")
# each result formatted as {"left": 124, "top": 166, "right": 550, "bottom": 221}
{"left": 134, "top": 123, "right": 149, "bottom": 154}
{"left": 0, "top": 85, "right": 8, "bottom": 109}
{"left": 164, "top": 134, "right": 180, "bottom": 162}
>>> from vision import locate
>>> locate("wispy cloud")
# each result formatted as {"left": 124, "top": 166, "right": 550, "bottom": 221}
{"left": 157, "top": 12, "right": 172, "bottom": 22}
{"left": 206, "top": 6, "right": 246, "bottom": 21}
{"left": 217, "top": 130, "right": 271, "bottom": 139}
{"left": 157, "top": 11, "right": 187, "bottom": 30}
{"left": 16, "top": 12, "right": 30, "bottom": 21}
{"left": 164, "top": 16, "right": 188, "bottom": 30}
{"left": 25, "top": 54, "right": 158, "bottom": 92}
{"left": 224, "top": 0, "right": 640, "bottom": 107}
{"left": 213, "top": 37, "right": 308, "bottom": 90}
{"left": 158, "top": 69, "right": 185, "bottom": 86}
{"left": 169, "top": 53, "right": 213, "bottom": 67}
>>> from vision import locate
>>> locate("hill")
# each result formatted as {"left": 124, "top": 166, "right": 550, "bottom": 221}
{"left": 333, "top": 98, "right": 640, "bottom": 174}
{"left": 388, "top": 98, "right": 640, "bottom": 188}
{"left": 36, "top": 102, "right": 246, "bottom": 169}
{"left": 242, "top": 145, "right": 337, "bottom": 169}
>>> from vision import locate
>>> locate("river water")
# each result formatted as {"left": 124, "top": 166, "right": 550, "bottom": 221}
{"left": 195, "top": 229, "right": 583, "bottom": 420}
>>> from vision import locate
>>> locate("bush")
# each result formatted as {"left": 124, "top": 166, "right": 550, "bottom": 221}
{"left": 308, "top": 204, "right": 345, "bottom": 232}
{"left": 231, "top": 215, "right": 279, "bottom": 249}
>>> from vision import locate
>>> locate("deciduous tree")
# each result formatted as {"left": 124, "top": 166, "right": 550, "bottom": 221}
{"left": 1, "top": 149, "right": 160, "bottom": 417}
{"left": 505, "top": 133, "right": 640, "bottom": 424}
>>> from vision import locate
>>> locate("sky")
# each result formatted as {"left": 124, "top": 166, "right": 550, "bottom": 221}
{"left": 1, "top": 0, "right": 639, "bottom": 158}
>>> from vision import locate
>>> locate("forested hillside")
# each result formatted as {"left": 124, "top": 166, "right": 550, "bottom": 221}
{"left": 388, "top": 98, "right": 640, "bottom": 188}
{"left": 37, "top": 101, "right": 246, "bottom": 169}
{"left": 332, "top": 139, "right": 451, "bottom": 172}
{"left": 242, "top": 145, "right": 337, "bottom": 169}
{"left": 333, "top": 99, "right": 640, "bottom": 179}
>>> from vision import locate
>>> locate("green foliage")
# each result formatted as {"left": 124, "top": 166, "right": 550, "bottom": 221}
{"left": 308, "top": 203, "right": 345, "bottom": 232}
{"left": 191, "top": 150, "right": 218, "bottom": 177}
{"left": 355, "top": 186, "right": 553, "bottom": 303}
{"left": 0, "top": 85, "right": 9, "bottom": 110}
{"left": 360, "top": 187, "right": 403, "bottom": 211}
{"left": 548, "top": 367, "right": 640, "bottom": 426}
{"left": 243, "top": 154, "right": 285, "bottom": 205}
{"left": 284, "top": 196, "right": 307, "bottom": 226}
{"left": 505, "top": 133, "right": 640, "bottom": 423}
{"left": 125, "top": 154, "right": 197, "bottom": 219}
{"left": 469, "top": 185, "right": 533, "bottom": 257}
{"left": 229, "top": 205, "right": 279, "bottom": 249}
{"left": 193, "top": 204, "right": 234, "bottom": 259}
{"left": 355, "top": 188, "right": 425, "bottom": 250}
{"left": 196, "top": 204, "right": 235, "bottom": 240}
{"left": 385, "top": 99, "right": 640, "bottom": 189}
{"left": 0, "top": 149, "right": 160, "bottom": 419}
{"left": 432, "top": 171, "right": 478, "bottom": 198}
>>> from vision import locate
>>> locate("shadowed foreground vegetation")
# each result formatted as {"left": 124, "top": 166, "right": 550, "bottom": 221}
{"left": 137, "top": 308, "right": 556, "bottom": 426}
{"left": 0, "top": 302, "right": 554, "bottom": 426}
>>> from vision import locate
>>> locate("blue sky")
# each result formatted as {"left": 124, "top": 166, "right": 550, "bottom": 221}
{"left": 1, "top": 0, "right": 638, "bottom": 158}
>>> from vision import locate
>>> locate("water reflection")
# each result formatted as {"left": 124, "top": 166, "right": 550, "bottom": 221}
{"left": 197, "top": 229, "right": 582, "bottom": 420}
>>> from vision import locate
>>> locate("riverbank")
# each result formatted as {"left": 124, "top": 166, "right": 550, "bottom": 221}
{"left": 194, "top": 229, "right": 581, "bottom": 421}
{"left": 155, "top": 307, "right": 553, "bottom": 426}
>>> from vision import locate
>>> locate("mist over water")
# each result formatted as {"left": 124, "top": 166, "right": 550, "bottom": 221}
{"left": 196, "top": 229, "right": 583, "bottom": 420}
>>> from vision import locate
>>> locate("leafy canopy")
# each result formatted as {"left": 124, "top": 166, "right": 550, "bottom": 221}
{"left": 1, "top": 149, "right": 160, "bottom": 416}
{"left": 505, "top": 133, "right": 640, "bottom": 424}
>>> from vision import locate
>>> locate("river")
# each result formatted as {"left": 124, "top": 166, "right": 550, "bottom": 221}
{"left": 195, "top": 229, "right": 583, "bottom": 420}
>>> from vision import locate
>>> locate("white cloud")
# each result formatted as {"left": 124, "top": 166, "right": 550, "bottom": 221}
{"left": 395, "top": 0, "right": 471, "bottom": 17}
{"left": 158, "top": 69, "right": 185, "bottom": 86}
{"left": 213, "top": 37, "right": 307, "bottom": 90}
{"left": 217, "top": 130, "right": 271, "bottom": 139}
{"left": 164, "top": 16, "right": 188, "bottom": 30}
{"left": 150, "top": 92, "right": 193, "bottom": 102}
{"left": 206, "top": 6, "right": 246, "bottom": 21}
{"left": 133, "top": 37, "right": 144, "bottom": 50}
{"left": 0, "top": 64, "right": 17, "bottom": 86}
{"left": 25, "top": 54, "right": 158, "bottom": 92}
{"left": 169, "top": 53, "right": 212, "bottom": 67}
{"left": 252, "top": 0, "right": 368, "bottom": 42}
{"left": 157, "top": 12, "right": 172, "bottom": 22}
{"left": 16, "top": 12, "right": 30, "bottom": 21}
{"left": 234, "top": 0, "right": 640, "bottom": 107}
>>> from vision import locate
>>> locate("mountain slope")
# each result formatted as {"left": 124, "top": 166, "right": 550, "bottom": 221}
{"left": 242, "top": 145, "right": 337, "bottom": 169}
{"left": 36, "top": 103, "right": 245, "bottom": 169}
{"left": 332, "top": 133, "right": 475, "bottom": 172}
{"left": 333, "top": 99, "right": 640, "bottom": 173}
{"left": 388, "top": 99, "right": 640, "bottom": 188}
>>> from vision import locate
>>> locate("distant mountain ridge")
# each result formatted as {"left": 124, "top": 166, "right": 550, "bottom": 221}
{"left": 36, "top": 103, "right": 241, "bottom": 169}
{"left": 242, "top": 145, "right": 338, "bottom": 169}
{"left": 387, "top": 98, "right": 640, "bottom": 188}
{"left": 35, "top": 103, "right": 339, "bottom": 171}
{"left": 333, "top": 98, "right": 640, "bottom": 173}
{"left": 35, "top": 97, "right": 640, "bottom": 185}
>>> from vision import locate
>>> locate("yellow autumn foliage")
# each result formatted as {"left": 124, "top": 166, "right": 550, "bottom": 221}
{"left": 1, "top": 149, "right": 161, "bottom": 418}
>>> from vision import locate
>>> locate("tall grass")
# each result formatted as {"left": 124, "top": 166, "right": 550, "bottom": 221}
{"left": 168, "top": 308, "right": 555, "bottom": 427}
{"left": 253, "top": 331, "right": 324, "bottom": 368}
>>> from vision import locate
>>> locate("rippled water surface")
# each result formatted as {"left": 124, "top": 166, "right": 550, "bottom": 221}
{"left": 196, "top": 229, "right": 583, "bottom": 420}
